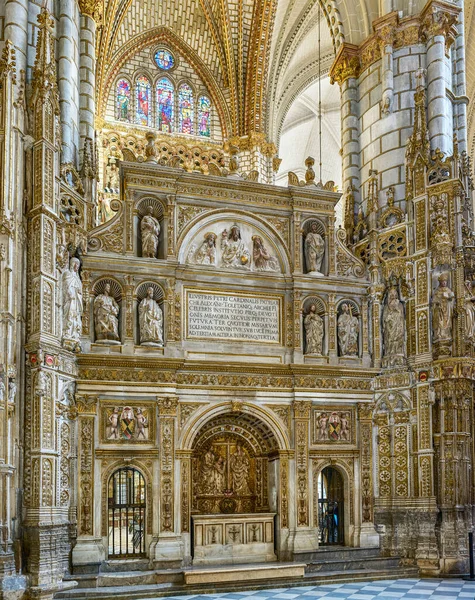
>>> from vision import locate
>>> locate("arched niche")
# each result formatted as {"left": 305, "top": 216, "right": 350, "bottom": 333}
{"left": 178, "top": 210, "right": 291, "bottom": 275}
{"left": 135, "top": 196, "right": 166, "bottom": 259}
{"left": 302, "top": 217, "right": 328, "bottom": 276}
{"left": 336, "top": 298, "right": 361, "bottom": 358}
{"left": 135, "top": 281, "right": 165, "bottom": 347}
{"left": 91, "top": 277, "right": 123, "bottom": 344}
{"left": 302, "top": 295, "right": 327, "bottom": 356}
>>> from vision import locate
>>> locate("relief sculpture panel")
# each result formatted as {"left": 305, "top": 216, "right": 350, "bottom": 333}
{"left": 101, "top": 403, "right": 155, "bottom": 443}
{"left": 313, "top": 409, "right": 354, "bottom": 444}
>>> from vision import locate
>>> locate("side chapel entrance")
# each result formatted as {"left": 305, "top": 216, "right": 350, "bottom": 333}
{"left": 317, "top": 466, "right": 344, "bottom": 545}
{"left": 108, "top": 467, "right": 146, "bottom": 557}
{"left": 190, "top": 411, "right": 281, "bottom": 564}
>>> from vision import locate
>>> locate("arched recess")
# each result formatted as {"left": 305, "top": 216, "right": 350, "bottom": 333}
{"left": 99, "top": 27, "right": 231, "bottom": 138}
{"left": 312, "top": 459, "right": 355, "bottom": 547}
{"left": 101, "top": 461, "right": 153, "bottom": 557}
{"left": 177, "top": 209, "right": 292, "bottom": 275}
{"left": 179, "top": 402, "right": 291, "bottom": 560}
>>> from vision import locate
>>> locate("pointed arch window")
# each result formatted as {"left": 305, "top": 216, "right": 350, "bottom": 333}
{"left": 116, "top": 79, "right": 131, "bottom": 122}
{"left": 178, "top": 83, "right": 194, "bottom": 135}
{"left": 198, "top": 95, "right": 211, "bottom": 137}
{"left": 156, "top": 78, "right": 174, "bottom": 133}
{"left": 136, "top": 76, "right": 151, "bottom": 127}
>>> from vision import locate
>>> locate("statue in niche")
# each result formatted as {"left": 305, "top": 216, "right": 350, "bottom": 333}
{"left": 230, "top": 443, "right": 251, "bottom": 495}
{"left": 94, "top": 283, "right": 120, "bottom": 343}
{"left": 337, "top": 303, "right": 359, "bottom": 356}
{"left": 252, "top": 235, "right": 278, "bottom": 271}
{"left": 194, "top": 232, "right": 217, "bottom": 265}
{"left": 0, "top": 378, "right": 4, "bottom": 404}
{"left": 8, "top": 378, "right": 16, "bottom": 404}
{"left": 464, "top": 280, "right": 475, "bottom": 342}
{"left": 141, "top": 206, "right": 160, "bottom": 258}
{"left": 304, "top": 304, "right": 324, "bottom": 354}
{"left": 105, "top": 157, "right": 120, "bottom": 190}
{"left": 138, "top": 286, "right": 163, "bottom": 346}
{"left": 62, "top": 257, "right": 83, "bottom": 351}
{"left": 220, "top": 224, "right": 250, "bottom": 268}
{"left": 432, "top": 273, "right": 455, "bottom": 342}
{"left": 382, "top": 286, "right": 405, "bottom": 366}
{"left": 304, "top": 221, "right": 325, "bottom": 275}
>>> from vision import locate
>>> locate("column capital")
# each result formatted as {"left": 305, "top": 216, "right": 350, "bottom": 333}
{"left": 78, "top": 0, "right": 103, "bottom": 19}
{"left": 329, "top": 43, "right": 360, "bottom": 85}
{"left": 420, "top": 0, "right": 460, "bottom": 41}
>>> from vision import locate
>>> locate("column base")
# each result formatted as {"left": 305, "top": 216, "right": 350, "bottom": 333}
{"left": 151, "top": 535, "right": 184, "bottom": 568}
{"left": 359, "top": 523, "right": 380, "bottom": 548}
{"left": 292, "top": 528, "right": 319, "bottom": 553}
{"left": 72, "top": 538, "right": 105, "bottom": 574}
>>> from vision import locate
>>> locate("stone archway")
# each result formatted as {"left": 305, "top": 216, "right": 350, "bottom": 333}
{"left": 181, "top": 405, "right": 288, "bottom": 565}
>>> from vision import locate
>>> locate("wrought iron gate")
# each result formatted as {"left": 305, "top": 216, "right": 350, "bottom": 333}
{"left": 317, "top": 466, "right": 344, "bottom": 545}
{"left": 108, "top": 467, "right": 146, "bottom": 557}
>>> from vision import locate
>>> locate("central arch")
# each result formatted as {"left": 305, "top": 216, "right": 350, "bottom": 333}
{"left": 180, "top": 402, "right": 290, "bottom": 564}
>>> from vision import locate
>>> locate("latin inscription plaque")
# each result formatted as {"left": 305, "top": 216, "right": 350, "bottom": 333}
{"left": 187, "top": 291, "right": 281, "bottom": 343}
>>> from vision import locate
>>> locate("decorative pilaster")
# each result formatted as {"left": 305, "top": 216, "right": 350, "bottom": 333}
{"left": 154, "top": 396, "right": 182, "bottom": 566}
{"left": 358, "top": 402, "right": 379, "bottom": 547}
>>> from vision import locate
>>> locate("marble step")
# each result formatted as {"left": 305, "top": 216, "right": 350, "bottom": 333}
{"left": 184, "top": 562, "right": 305, "bottom": 585}
{"left": 55, "top": 566, "right": 420, "bottom": 599}
{"left": 101, "top": 559, "right": 151, "bottom": 573}
{"left": 295, "top": 546, "right": 382, "bottom": 563}
{"left": 305, "top": 556, "right": 402, "bottom": 573}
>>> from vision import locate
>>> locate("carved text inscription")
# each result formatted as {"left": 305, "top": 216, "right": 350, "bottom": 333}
{"left": 187, "top": 291, "right": 281, "bottom": 343}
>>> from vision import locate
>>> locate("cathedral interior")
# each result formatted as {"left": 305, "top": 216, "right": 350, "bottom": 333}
{"left": 2, "top": 0, "right": 475, "bottom": 598}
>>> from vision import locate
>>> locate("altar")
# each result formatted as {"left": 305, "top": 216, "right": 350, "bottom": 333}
{"left": 192, "top": 513, "right": 277, "bottom": 565}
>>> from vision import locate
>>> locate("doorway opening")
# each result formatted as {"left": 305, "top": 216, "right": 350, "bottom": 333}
{"left": 317, "top": 466, "right": 344, "bottom": 545}
{"left": 108, "top": 467, "right": 146, "bottom": 557}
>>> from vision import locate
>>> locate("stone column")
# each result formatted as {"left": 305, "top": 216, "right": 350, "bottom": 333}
{"left": 154, "top": 397, "right": 182, "bottom": 566}
{"left": 453, "top": 0, "right": 467, "bottom": 152}
{"left": 422, "top": 1, "right": 460, "bottom": 155}
{"left": 330, "top": 44, "right": 361, "bottom": 207}
{"left": 3, "top": 0, "right": 28, "bottom": 75}
{"left": 78, "top": 2, "right": 98, "bottom": 166}
{"left": 177, "top": 450, "right": 192, "bottom": 565}
{"left": 58, "top": 0, "right": 80, "bottom": 166}
{"left": 292, "top": 401, "right": 317, "bottom": 552}
{"left": 23, "top": 11, "right": 74, "bottom": 598}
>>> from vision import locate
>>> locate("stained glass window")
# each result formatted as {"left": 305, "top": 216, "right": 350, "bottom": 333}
{"left": 154, "top": 49, "right": 175, "bottom": 71}
{"left": 198, "top": 95, "right": 211, "bottom": 137}
{"left": 178, "top": 83, "right": 194, "bottom": 135}
{"left": 116, "top": 79, "right": 131, "bottom": 122}
{"left": 156, "top": 78, "right": 174, "bottom": 133}
{"left": 136, "top": 75, "right": 151, "bottom": 127}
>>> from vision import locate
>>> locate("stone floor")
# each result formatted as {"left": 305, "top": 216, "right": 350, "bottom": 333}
{"left": 142, "top": 579, "right": 475, "bottom": 600}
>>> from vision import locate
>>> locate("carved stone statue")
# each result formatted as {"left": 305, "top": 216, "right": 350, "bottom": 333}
{"left": 221, "top": 224, "right": 250, "bottom": 268}
{"left": 94, "top": 283, "right": 120, "bottom": 343}
{"left": 304, "top": 304, "right": 324, "bottom": 354}
{"left": 135, "top": 408, "right": 148, "bottom": 439}
{"left": 194, "top": 232, "right": 217, "bottom": 265}
{"left": 230, "top": 443, "right": 251, "bottom": 495}
{"left": 35, "top": 370, "right": 47, "bottom": 396}
{"left": 0, "top": 378, "right": 5, "bottom": 403}
{"left": 141, "top": 207, "right": 160, "bottom": 258}
{"left": 252, "top": 235, "right": 278, "bottom": 271}
{"left": 105, "top": 158, "right": 120, "bottom": 190}
{"left": 337, "top": 303, "right": 359, "bottom": 356}
{"left": 138, "top": 287, "right": 163, "bottom": 346}
{"left": 214, "top": 456, "right": 226, "bottom": 493}
{"left": 382, "top": 286, "right": 405, "bottom": 366}
{"left": 432, "top": 273, "right": 454, "bottom": 343}
{"left": 8, "top": 378, "right": 16, "bottom": 404}
{"left": 62, "top": 257, "right": 83, "bottom": 351}
{"left": 108, "top": 407, "right": 120, "bottom": 439}
{"left": 464, "top": 280, "right": 475, "bottom": 342}
{"left": 304, "top": 222, "right": 325, "bottom": 274}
